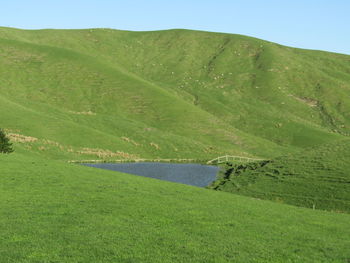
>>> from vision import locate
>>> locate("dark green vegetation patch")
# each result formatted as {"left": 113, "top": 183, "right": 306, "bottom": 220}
{"left": 0, "top": 129, "right": 13, "bottom": 153}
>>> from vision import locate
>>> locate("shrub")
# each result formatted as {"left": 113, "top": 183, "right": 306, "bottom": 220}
{"left": 0, "top": 129, "right": 14, "bottom": 153}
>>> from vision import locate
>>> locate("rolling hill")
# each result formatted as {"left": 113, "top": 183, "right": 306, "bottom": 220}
{"left": 0, "top": 27, "right": 349, "bottom": 161}
{"left": 1, "top": 27, "right": 350, "bottom": 262}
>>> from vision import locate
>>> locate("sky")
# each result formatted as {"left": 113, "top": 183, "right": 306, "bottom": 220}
{"left": 1, "top": 0, "right": 349, "bottom": 54}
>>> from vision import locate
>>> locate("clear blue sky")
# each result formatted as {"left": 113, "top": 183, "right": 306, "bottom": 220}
{"left": 1, "top": 0, "right": 349, "bottom": 54}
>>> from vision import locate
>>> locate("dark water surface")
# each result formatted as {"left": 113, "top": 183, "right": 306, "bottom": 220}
{"left": 82, "top": 162, "right": 219, "bottom": 187}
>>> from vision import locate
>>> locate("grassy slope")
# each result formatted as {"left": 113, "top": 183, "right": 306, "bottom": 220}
{"left": 0, "top": 27, "right": 349, "bottom": 161}
{"left": 210, "top": 139, "right": 350, "bottom": 212}
{"left": 0, "top": 27, "right": 350, "bottom": 262}
{"left": 0, "top": 152, "right": 349, "bottom": 263}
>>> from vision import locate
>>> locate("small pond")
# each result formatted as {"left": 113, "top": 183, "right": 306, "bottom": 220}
{"left": 82, "top": 162, "right": 219, "bottom": 187}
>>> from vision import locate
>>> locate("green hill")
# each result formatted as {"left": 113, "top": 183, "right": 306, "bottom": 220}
{"left": 0, "top": 27, "right": 349, "bottom": 161}
{"left": 1, "top": 27, "right": 350, "bottom": 262}
{"left": 210, "top": 139, "right": 350, "bottom": 212}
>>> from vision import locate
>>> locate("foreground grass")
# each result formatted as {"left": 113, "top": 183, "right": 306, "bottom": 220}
{"left": 210, "top": 139, "right": 350, "bottom": 213}
{"left": 0, "top": 152, "right": 349, "bottom": 262}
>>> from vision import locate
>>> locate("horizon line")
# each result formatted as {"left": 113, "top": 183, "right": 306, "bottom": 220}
{"left": 1, "top": 25, "right": 349, "bottom": 56}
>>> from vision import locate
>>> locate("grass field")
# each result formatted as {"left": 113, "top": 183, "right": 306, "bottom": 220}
{"left": 1, "top": 152, "right": 349, "bottom": 262}
{"left": 1, "top": 27, "right": 350, "bottom": 262}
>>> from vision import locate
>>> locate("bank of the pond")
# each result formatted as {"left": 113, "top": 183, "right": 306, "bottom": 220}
{"left": 82, "top": 162, "right": 219, "bottom": 187}
{"left": 70, "top": 158, "right": 208, "bottom": 164}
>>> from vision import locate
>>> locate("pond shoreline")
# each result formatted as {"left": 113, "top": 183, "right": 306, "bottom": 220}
{"left": 82, "top": 162, "right": 220, "bottom": 187}
{"left": 69, "top": 158, "right": 211, "bottom": 165}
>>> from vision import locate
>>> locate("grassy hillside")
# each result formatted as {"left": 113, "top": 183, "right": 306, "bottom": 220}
{"left": 0, "top": 152, "right": 349, "bottom": 262}
{"left": 210, "top": 139, "right": 350, "bottom": 212}
{"left": 0, "top": 27, "right": 349, "bottom": 161}
{"left": 1, "top": 27, "right": 350, "bottom": 262}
